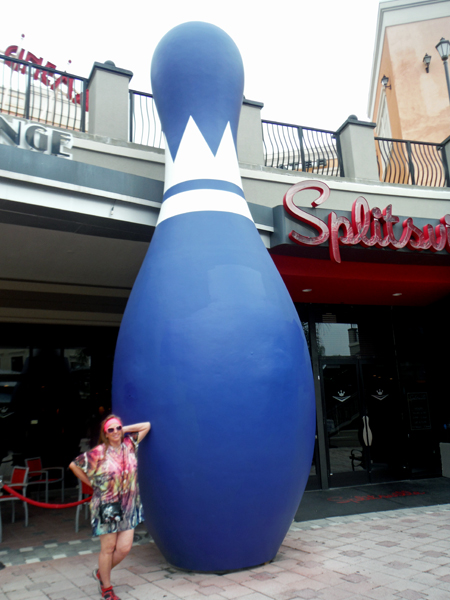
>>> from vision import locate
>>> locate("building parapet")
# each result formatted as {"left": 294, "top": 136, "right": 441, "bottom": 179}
{"left": 1, "top": 52, "right": 449, "bottom": 190}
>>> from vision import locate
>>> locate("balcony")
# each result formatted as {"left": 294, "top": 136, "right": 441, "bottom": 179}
{"left": 1, "top": 52, "right": 449, "bottom": 189}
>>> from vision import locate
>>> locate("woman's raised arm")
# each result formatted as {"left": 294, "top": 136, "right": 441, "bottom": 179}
{"left": 122, "top": 422, "right": 151, "bottom": 443}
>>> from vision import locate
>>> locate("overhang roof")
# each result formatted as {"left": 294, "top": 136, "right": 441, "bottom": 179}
{"left": 271, "top": 253, "right": 450, "bottom": 306}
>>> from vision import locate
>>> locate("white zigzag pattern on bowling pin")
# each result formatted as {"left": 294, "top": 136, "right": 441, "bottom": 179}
{"left": 157, "top": 117, "right": 254, "bottom": 225}
{"left": 164, "top": 117, "right": 243, "bottom": 190}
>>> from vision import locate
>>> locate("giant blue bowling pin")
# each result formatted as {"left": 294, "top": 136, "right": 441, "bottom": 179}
{"left": 112, "top": 21, "right": 315, "bottom": 572}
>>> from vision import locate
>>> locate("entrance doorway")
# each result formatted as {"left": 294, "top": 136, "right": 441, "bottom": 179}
{"left": 0, "top": 323, "right": 119, "bottom": 478}
{"left": 321, "top": 359, "right": 405, "bottom": 487}
{"left": 300, "top": 305, "right": 444, "bottom": 491}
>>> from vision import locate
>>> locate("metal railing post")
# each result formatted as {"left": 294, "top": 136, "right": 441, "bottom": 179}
{"left": 441, "top": 144, "right": 450, "bottom": 187}
{"left": 80, "top": 80, "right": 87, "bottom": 133}
{"left": 24, "top": 64, "right": 32, "bottom": 120}
{"left": 297, "top": 126, "right": 306, "bottom": 171}
{"left": 261, "top": 121, "right": 268, "bottom": 167}
{"left": 375, "top": 136, "right": 446, "bottom": 187}
{"left": 129, "top": 90, "right": 134, "bottom": 143}
{"left": 334, "top": 133, "right": 345, "bottom": 177}
{"left": 261, "top": 120, "right": 342, "bottom": 177}
{"left": 1, "top": 53, "right": 88, "bottom": 133}
{"left": 406, "top": 141, "right": 415, "bottom": 185}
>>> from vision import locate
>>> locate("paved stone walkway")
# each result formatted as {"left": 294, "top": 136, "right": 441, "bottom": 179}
{"left": 0, "top": 530, "right": 150, "bottom": 568}
{"left": 1, "top": 504, "right": 450, "bottom": 600}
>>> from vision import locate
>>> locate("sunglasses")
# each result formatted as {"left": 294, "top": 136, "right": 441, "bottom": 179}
{"left": 107, "top": 425, "right": 122, "bottom": 433}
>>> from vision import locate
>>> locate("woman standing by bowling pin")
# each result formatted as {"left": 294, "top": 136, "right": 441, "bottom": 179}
{"left": 69, "top": 415, "right": 150, "bottom": 600}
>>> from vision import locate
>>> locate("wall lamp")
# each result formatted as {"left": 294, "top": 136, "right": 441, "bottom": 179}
{"left": 381, "top": 74, "right": 391, "bottom": 89}
{"left": 423, "top": 53, "right": 431, "bottom": 72}
{"left": 436, "top": 37, "right": 450, "bottom": 102}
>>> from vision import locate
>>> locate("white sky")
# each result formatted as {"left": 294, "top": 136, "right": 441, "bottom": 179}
{"left": 0, "top": 0, "right": 381, "bottom": 131}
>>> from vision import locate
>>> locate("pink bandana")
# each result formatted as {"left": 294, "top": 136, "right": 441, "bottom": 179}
{"left": 104, "top": 417, "right": 122, "bottom": 432}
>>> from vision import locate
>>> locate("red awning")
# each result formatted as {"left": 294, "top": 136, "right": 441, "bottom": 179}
{"left": 271, "top": 254, "right": 450, "bottom": 306}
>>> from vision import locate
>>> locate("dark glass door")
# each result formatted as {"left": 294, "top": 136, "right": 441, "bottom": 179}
{"left": 360, "top": 362, "right": 408, "bottom": 483}
{"left": 322, "top": 360, "right": 369, "bottom": 486}
{"left": 321, "top": 359, "right": 405, "bottom": 487}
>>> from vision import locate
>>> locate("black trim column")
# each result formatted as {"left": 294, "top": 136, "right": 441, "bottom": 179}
{"left": 308, "top": 311, "right": 329, "bottom": 489}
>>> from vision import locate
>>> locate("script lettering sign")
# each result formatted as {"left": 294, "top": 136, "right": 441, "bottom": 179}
{"left": 284, "top": 180, "right": 450, "bottom": 263}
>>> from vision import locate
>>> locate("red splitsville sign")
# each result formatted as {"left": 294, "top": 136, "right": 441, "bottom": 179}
{"left": 283, "top": 180, "right": 450, "bottom": 263}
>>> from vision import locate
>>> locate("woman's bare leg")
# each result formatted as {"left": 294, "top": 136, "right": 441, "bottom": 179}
{"left": 112, "top": 529, "right": 134, "bottom": 569}
{"left": 98, "top": 532, "right": 118, "bottom": 588}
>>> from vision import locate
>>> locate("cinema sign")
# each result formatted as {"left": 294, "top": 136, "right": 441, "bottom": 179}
{"left": 0, "top": 115, "right": 72, "bottom": 159}
{"left": 4, "top": 45, "right": 88, "bottom": 110}
{"left": 284, "top": 180, "right": 450, "bottom": 264}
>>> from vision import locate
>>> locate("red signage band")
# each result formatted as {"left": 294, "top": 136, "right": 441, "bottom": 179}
{"left": 283, "top": 180, "right": 450, "bottom": 263}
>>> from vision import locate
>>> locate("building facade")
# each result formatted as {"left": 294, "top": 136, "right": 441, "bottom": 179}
{"left": 368, "top": 0, "right": 450, "bottom": 142}
{"left": 1, "top": 13, "right": 450, "bottom": 491}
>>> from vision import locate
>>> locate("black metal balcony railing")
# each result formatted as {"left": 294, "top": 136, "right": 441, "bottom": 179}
{"left": 375, "top": 137, "right": 449, "bottom": 187}
{"left": 129, "top": 90, "right": 164, "bottom": 148}
{"left": 1, "top": 56, "right": 449, "bottom": 192}
{"left": 262, "top": 120, "right": 344, "bottom": 177}
{"left": 0, "top": 53, "right": 88, "bottom": 132}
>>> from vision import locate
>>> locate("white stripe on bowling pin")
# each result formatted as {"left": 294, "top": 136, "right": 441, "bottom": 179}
{"left": 157, "top": 118, "right": 253, "bottom": 225}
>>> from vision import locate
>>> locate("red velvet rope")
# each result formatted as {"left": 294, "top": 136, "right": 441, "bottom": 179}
{"left": 2, "top": 484, "right": 92, "bottom": 508}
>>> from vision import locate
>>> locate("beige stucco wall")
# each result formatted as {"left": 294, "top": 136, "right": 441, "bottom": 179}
{"left": 379, "top": 17, "right": 450, "bottom": 142}
{"left": 373, "top": 35, "right": 402, "bottom": 139}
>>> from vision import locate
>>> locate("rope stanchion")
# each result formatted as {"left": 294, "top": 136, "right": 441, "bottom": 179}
{"left": 2, "top": 484, "right": 92, "bottom": 509}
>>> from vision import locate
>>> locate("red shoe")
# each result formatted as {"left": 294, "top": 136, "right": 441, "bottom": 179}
{"left": 93, "top": 569, "right": 102, "bottom": 593}
{"left": 101, "top": 586, "right": 121, "bottom": 600}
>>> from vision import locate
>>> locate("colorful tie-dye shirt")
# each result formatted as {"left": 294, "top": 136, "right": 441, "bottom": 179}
{"left": 73, "top": 433, "right": 144, "bottom": 536}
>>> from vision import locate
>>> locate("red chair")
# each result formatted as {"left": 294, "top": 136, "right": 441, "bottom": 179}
{"left": 0, "top": 466, "right": 29, "bottom": 543}
{"left": 75, "top": 480, "right": 92, "bottom": 532}
{"left": 25, "top": 457, "right": 64, "bottom": 503}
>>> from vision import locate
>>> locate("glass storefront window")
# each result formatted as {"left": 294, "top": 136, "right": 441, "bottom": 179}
{"left": 0, "top": 347, "right": 29, "bottom": 404}
{"left": 64, "top": 348, "right": 91, "bottom": 403}
{"left": 0, "top": 347, "right": 94, "bottom": 467}
{"left": 316, "top": 323, "right": 359, "bottom": 357}
{"left": 0, "top": 348, "right": 30, "bottom": 464}
{"left": 0, "top": 348, "right": 29, "bottom": 372}
{"left": 64, "top": 348, "right": 91, "bottom": 371}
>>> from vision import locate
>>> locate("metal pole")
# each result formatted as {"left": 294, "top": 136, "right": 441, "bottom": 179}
{"left": 444, "top": 59, "right": 450, "bottom": 103}
{"left": 129, "top": 91, "right": 134, "bottom": 143}
{"left": 441, "top": 143, "right": 450, "bottom": 187}
{"left": 24, "top": 65, "right": 32, "bottom": 120}
{"left": 80, "top": 80, "right": 87, "bottom": 133}
{"left": 406, "top": 141, "right": 415, "bottom": 185}
{"left": 298, "top": 126, "right": 306, "bottom": 172}
{"left": 308, "top": 310, "right": 329, "bottom": 490}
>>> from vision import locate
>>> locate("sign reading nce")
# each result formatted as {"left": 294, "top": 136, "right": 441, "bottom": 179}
{"left": 0, "top": 116, "right": 73, "bottom": 159}
{"left": 284, "top": 180, "right": 450, "bottom": 263}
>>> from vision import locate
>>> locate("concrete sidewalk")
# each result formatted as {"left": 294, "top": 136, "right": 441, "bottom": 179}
{"left": 1, "top": 504, "right": 450, "bottom": 600}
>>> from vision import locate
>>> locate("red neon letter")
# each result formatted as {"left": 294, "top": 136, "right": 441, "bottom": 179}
{"left": 40, "top": 62, "right": 56, "bottom": 86}
{"left": 440, "top": 215, "right": 450, "bottom": 253}
{"left": 283, "top": 181, "right": 330, "bottom": 247}
{"left": 4, "top": 45, "right": 18, "bottom": 70}
{"left": 328, "top": 212, "right": 354, "bottom": 263}
{"left": 6, "top": 47, "right": 25, "bottom": 72}
{"left": 423, "top": 223, "right": 446, "bottom": 252}
{"left": 406, "top": 220, "right": 425, "bottom": 250}
{"left": 382, "top": 205, "right": 404, "bottom": 248}
{"left": 371, "top": 207, "right": 389, "bottom": 248}
{"left": 351, "top": 196, "right": 377, "bottom": 247}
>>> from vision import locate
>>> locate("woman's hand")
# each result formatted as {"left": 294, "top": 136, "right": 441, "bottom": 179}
{"left": 122, "top": 422, "right": 151, "bottom": 443}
